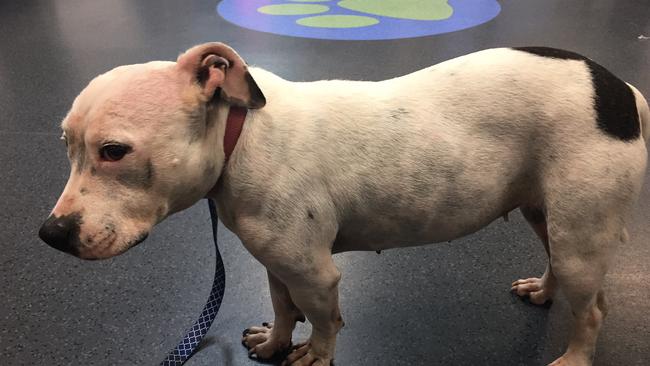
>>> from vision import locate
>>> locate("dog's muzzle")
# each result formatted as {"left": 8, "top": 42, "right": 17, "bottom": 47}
{"left": 38, "top": 213, "right": 82, "bottom": 255}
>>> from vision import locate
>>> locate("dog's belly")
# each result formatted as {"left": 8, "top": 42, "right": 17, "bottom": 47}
{"left": 331, "top": 169, "right": 526, "bottom": 253}
{"left": 332, "top": 204, "right": 516, "bottom": 254}
{"left": 326, "top": 113, "right": 533, "bottom": 253}
{"left": 333, "top": 221, "right": 485, "bottom": 253}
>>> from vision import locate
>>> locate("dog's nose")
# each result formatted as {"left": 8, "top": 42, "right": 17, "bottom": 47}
{"left": 38, "top": 214, "right": 81, "bottom": 255}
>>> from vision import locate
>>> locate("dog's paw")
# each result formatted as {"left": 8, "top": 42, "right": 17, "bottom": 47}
{"left": 281, "top": 342, "right": 333, "bottom": 366}
{"left": 548, "top": 352, "right": 591, "bottom": 366}
{"left": 243, "top": 322, "right": 292, "bottom": 362}
{"left": 511, "top": 277, "right": 554, "bottom": 306}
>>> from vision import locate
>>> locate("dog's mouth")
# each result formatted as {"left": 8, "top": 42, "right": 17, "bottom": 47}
{"left": 129, "top": 232, "right": 149, "bottom": 248}
{"left": 77, "top": 231, "right": 150, "bottom": 260}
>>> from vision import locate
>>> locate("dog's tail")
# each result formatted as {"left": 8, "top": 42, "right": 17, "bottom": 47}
{"left": 628, "top": 83, "right": 650, "bottom": 143}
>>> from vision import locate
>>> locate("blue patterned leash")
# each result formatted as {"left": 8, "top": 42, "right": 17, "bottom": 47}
{"left": 161, "top": 198, "right": 226, "bottom": 365}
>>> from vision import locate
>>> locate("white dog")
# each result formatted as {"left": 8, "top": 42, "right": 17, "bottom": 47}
{"left": 39, "top": 43, "right": 649, "bottom": 366}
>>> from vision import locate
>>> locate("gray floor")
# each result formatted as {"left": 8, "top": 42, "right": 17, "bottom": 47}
{"left": 1, "top": 0, "right": 649, "bottom": 365}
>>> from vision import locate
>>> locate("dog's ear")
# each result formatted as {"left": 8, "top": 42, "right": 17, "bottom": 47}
{"left": 176, "top": 42, "right": 266, "bottom": 109}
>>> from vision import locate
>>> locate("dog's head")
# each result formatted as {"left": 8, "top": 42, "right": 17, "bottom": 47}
{"left": 38, "top": 42, "right": 265, "bottom": 259}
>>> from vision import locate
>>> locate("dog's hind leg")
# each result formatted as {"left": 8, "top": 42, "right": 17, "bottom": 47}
{"left": 545, "top": 210, "right": 621, "bottom": 366}
{"left": 540, "top": 137, "right": 644, "bottom": 365}
{"left": 243, "top": 270, "right": 305, "bottom": 360}
{"left": 511, "top": 206, "right": 558, "bottom": 305}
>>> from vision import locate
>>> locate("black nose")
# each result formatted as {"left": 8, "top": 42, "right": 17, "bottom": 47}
{"left": 38, "top": 213, "right": 81, "bottom": 255}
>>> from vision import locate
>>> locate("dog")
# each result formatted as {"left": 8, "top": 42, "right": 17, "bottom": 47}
{"left": 39, "top": 42, "right": 649, "bottom": 366}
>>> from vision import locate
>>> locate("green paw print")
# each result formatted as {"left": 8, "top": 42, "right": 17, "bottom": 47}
{"left": 258, "top": 0, "right": 454, "bottom": 29}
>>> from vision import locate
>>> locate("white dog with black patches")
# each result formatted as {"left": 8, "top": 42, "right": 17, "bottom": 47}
{"left": 39, "top": 43, "right": 649, "bottom": 366}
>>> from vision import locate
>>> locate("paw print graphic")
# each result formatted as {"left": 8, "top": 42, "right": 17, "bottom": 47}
{"left": 218, "top": 0, "right": 501, "bottom": 40}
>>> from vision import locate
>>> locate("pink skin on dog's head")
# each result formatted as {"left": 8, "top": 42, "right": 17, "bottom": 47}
{"left": 39, "top": 43, "right": 265, "bottom": 259}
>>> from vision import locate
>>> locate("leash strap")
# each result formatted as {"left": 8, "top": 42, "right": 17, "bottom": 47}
{"left": 160, "top": 199, "right": 226, "bottom": 365}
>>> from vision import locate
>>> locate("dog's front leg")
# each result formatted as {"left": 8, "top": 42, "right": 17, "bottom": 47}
{"left": 243, "top": 270, "right": 305, "bottom": 360}
{"left": 236, "top": 209, "right": 342, "bottom": 365}
{"left": 281, "top": 254, "right": 343, "bottom": 366}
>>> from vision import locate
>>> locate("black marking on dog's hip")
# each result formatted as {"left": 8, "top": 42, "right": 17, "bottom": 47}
{"left": 513, "top": 47, "right": 586, "bottom": 61}
{"left": 513, "top": 47, "right": 640, "bottom": 141}
{"left": 117, "top": 160, "right": 155, "bottom": 189}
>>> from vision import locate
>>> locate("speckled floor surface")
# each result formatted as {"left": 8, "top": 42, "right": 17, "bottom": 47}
{"left": 1, "top": 1, "right": 649, "bottom": 365}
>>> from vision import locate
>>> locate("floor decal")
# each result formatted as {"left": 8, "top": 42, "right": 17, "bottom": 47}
{"left": 217, "top": 0, "right": 501, "bottom": 40}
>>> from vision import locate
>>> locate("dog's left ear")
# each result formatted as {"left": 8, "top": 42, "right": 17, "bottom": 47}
{"left": 176, "top": 42, "right": 266, "bottom": 109}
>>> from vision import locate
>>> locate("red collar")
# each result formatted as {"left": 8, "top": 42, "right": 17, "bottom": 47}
{"left": 223, "top": 106, "right": 247, "bottom": 160}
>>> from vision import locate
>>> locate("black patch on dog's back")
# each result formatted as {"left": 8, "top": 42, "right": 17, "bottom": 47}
{"left": 513, "top": 47, "right": 585, "bottom": 61}
{"left": 513, "top": 47, "right": 640, "bottom": 141}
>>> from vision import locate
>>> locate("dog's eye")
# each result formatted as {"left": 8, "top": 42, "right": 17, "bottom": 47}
{"left": 100, "top": 144, "right": 131, "bottom": 162}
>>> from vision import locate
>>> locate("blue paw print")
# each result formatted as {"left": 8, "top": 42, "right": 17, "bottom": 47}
{"left": 217, "top": 0, "right": 501, "bottom": 40}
